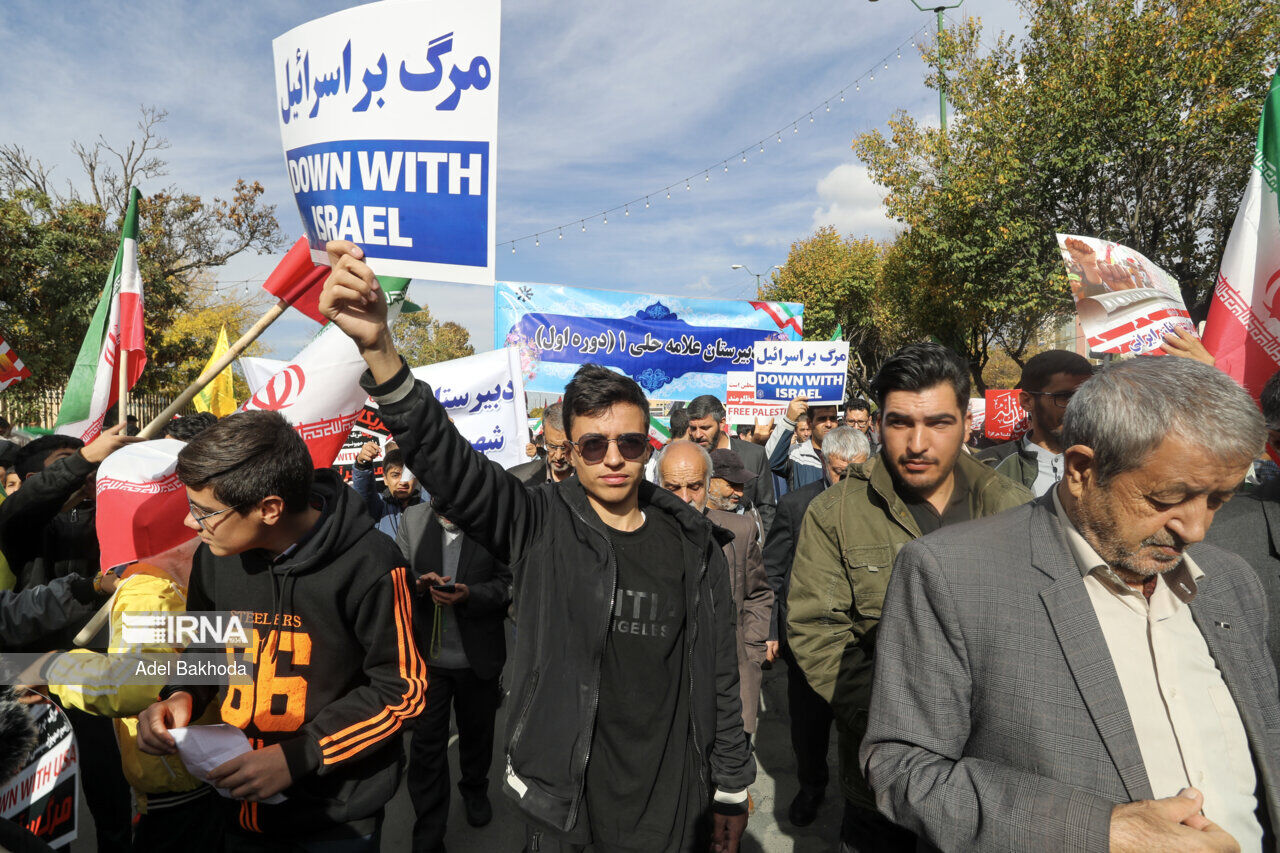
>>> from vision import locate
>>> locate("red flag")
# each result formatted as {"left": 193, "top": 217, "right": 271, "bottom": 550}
{"left": 984, "top": 390, "right": 1030, "bottom": 441}
{"left": 95, "top": 439, "right": 194, "bottom": 572}
{"left": 262, "top": 237, "right": 329, "bottom": 324}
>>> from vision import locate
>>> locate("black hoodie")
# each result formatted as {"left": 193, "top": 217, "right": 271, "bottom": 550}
{"left": 175, "top": 469, "right": 426, "bottom": 839}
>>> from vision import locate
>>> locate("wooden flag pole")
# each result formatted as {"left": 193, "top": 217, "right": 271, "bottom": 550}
{"left": 117, "top": 341, "right": 129, "bottom": 432}
{"left": 138, "top": 299, "right": 291, "bottom": 439}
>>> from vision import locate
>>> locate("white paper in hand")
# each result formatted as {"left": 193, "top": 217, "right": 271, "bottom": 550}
{"left": 170, "top": 724, "right": 286, "bottom": 804}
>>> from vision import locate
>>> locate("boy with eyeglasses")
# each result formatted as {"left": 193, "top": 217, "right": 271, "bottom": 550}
{"left": 135, "top": 410, "right": 426, "bottom": 851}
{"left": 976, "top": 349, "right": 1094, "bottom": 495}
{"left": 318, "top": 241, "right": 755, "bottom": 853}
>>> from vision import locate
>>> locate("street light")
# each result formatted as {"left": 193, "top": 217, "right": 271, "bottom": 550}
{"left": 731, "top": 264, "right": 782, "bottom": 299}
{"left": 868, "top": 0, "right": 965, "bottom": 131}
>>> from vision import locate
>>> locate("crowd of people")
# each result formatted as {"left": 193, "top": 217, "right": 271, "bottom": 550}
{"left": 0, "top": 239, "right": 1278, "bottom": 853}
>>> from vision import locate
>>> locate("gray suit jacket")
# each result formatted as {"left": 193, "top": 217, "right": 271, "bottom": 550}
{"left": 862, "top": 492, "right": 1280, "bottom": 852}
{"left": 730, "top": 435, "right": 776, "bottom": 537}
{"left": 1204, "top": 478, "right": 1280, "bottom": 672}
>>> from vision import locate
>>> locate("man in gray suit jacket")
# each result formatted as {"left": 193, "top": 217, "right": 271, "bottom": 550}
{"left": 863, "top": 357, "right": 1280, "bottom": 852}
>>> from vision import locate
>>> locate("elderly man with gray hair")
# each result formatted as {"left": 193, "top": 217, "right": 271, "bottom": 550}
{"left": 862, "top": 357, "right": 1280, "bottom": 853}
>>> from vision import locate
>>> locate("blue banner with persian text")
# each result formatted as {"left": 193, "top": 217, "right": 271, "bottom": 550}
{"left": 495, "top": 282, "right": 804, "bottom": 399}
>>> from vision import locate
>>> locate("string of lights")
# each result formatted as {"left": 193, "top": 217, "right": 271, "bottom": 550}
{"left": 500, "top": 23, "right": 931, "bottom": 254}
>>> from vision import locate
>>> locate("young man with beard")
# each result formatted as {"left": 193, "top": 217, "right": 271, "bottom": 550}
{"left": 787, "top": 343, "right": 1032, "bottom": 853}
{"left": 316, "top": 241, "right": 755, "bottom": 853}
{"left": 977, "top": 349, "right": 1093, "bottom": 495}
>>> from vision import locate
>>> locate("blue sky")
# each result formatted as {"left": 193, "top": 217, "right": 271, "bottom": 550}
{"left": 1, "top": 0, "right": 1026, "bottom": 357}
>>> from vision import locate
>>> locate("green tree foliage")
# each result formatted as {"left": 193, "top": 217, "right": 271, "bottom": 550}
{"left": 855, "top": 0, "right": 1280, "bottom": 390}
{"left": 392, "top": 305, "right": 475, "bottom": 367}
{"left": 760, "top": 226, "right": 892, "bottom": 395}
{"left": 0, "top": 107, "right": 282, "bottom": 416}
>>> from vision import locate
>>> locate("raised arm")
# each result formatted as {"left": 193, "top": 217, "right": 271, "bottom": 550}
{"left": 320, "top": 241, "right": 543, "bottom": 566}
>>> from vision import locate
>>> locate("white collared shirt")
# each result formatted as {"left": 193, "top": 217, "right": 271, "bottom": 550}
{"left": 1052, "top": 488, "right": 1262, "bottom": 851}
{"left": 1022, "top": 433, "right": 1063, "bottom": 496}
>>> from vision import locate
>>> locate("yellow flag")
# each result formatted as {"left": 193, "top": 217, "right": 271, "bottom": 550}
{"left": 193, "top": 326, "right": 236, "bottom": 417}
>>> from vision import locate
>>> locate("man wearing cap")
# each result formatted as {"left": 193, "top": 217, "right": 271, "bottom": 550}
{"left": 658, "top": 442, "right": 773, "bottom": 739}
{"left": 708, "top": 448, "right": 765, "bottom": 546}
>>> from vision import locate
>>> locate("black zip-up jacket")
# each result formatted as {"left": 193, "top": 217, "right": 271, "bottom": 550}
{"left": 174, "top": 470, "right": 427, "bottom": 839}
{"left": 363, "top": 360, "right": 756, "bottom": 834}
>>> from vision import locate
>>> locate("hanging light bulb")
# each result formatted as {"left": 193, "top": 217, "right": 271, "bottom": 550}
{"left": 870, "top": 74, "right": 875, "bottom": 81}
{"left": 760, "top": 144, "right": 765, "bottom": 152}
{"left": 793, "top": 124, "right": 798, "bottom": 133}
{"left": 855, "top": 83, "right": 860, "bottom": 92}
{"left": 723, "top": 163, "right": 728, "bottom": 172}
{"left": 581, "top": 221, "right": 586, "bottom": 232}
{"left": 840, "top": 92, "right": 845, "bottom": 101}
{"left": 685, "top": 180, "right": 690, "bottom": 190}
{"left": 666, "top": 190, "right": 671, "bottom": 199}
{"left": 558, "top": 228, "right": 563, "bottom": 239}
{"left": 809, "top": 114, "right": 814, "bottom": 123}
{"left": 645, "top": 197, "right": 650, "bottom": 208}
{"left": 603, "top": 212, "right": 608, "bottom": 224}
{"left": 777, "top": 134, "right": 782, "bottom": 143}
{"left": 897, "top": 49, "right": 902, "bottom": 59}
{"left": 624, "top": 206, "right": 630, "bottom": 216}
{"left": 884, "top": 62, "right": 888, "bottom": 69}
{"left": 511, "top": 245, "right": 516, "bottom": 254}
{"left": 705, "top": 172, "right": 710, "bottom": 181}
{"left": 536, "top": 236, "right": 541, "bottom": 247}
{"left": 741, "top": 153, "right": 747, "bottom": 163}
{"left": 825, "top": 102, "right": 830, "bottom": 112}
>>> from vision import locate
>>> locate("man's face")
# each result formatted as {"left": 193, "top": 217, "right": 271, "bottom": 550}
{"left": 707, "top": 477, "right": 743, "bottom": 512}
{"left": 686, "top": 415, "right": 725, "bottom": 450}
{"left": 1065, "top": 435, "right": 1249, "bottom": 581}
{"left": 544, "top": 424, "right": 573, "bottom": 476}
{"left": 569, "top": 403, "right": 652, "bottom": 508}
{"left": 795, "top": 419, "right": 812, "bottom": 443}
{"left": 659, "top": 443, "right": 708, "bottom": 511}
{"left": 810, "top": 407, "right": 839, "bottom": 447}
{"left": 3, "top": 472, "right": 19, "bottom": 494}
{"left": 1019, "top": 372, "right": 1091, "bottom": 443}
{"left": 880, "top": 383, "right": 971, "bottom": 498}
{"left": 183, "top": 485, "right": 268, "bottom": 557}
{"left": 823, "top": 453, "right": 853, "bottom": 484}
{"left": 845, "top": 408, "right": 872, "bottom": 434}
{"left": 384, "top": 466, "right": 417, "bottom": 500}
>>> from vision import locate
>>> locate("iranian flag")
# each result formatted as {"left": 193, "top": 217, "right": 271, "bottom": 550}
{"left": 1202, "top": 71, "right": 1280, "bottom": 399}
{"left": 241, "top": 280, "right": 409, "bottom": 467}
{"left": 95, "top": 439, "right": 193, "bottom": 572}
{"left": 55, "top": 187, "right": 147, "bottom": 441}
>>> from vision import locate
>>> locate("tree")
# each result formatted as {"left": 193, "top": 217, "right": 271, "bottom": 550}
{"left": 392, "top": 305, "right": 474, "bottom": 367}
{"left": 760, "top": 226, "right": 894, "bottom": 396}
{"left": 853, "top": 0, "right": 1280, "bottom": 389}
{"left": 0, "top": 107, "right": 282, "bottom": 417}
{"left": 160, "top": 280, "right": 274, "bottom": 403}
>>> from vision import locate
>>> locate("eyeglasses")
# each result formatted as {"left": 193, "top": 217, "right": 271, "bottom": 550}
{"left": 569, "top": 433, "right": 650, "bottom": 464}
{"left": 187, "top": 496, "right": 244, "bottom": 532}
{"left": 545, "top": 441, "right": 570, "bottom": 454}
{"left": 1024, "top": 390, "right": 1076, "bottom": 408}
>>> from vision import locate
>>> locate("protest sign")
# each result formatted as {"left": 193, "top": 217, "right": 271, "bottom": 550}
{"left": 967, "top": 397, "right": 986, "bottom": 438}
{"left": 496, "top": 281, "right": 804, "bottom": 399}
{"left": 983, "top": 390, "right": 1029, "bottom": 441}
{"left": 725, "top": 371, "right": 786, "bottom": 425}
{"left": 1055, "top": 234, "right": 1196, "bottom": 356}
{"left": 752, "top": 341, "right": 849, "bottom": 403}
{"left": 274, "top": 0, "right": 501, "bottom": 285}
{"left": 0, "top": 703, "right": 78, "bottom": 848}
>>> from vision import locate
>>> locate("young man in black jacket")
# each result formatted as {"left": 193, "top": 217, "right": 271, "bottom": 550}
{"left": 320, "top": 240, "right": 755, "bottom": 853}
{"left": 136, "top": 411, "right": 427, "bottom": 851}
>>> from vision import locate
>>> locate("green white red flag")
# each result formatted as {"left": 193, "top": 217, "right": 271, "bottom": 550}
{"left": 0, "top": 333, "right": 31, "bottom": 392}
{"left": 1202, "top": 72, "right": 1280, "bottom": 399}
{"left": 55, "top": 187, "right": 147, "bottom": 441}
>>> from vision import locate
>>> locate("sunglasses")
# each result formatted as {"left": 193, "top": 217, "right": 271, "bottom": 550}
{"left": 569, "top": 433, "right": 650, "bottom": 464}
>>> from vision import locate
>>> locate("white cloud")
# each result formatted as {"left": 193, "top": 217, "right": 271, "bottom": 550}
{"left": 810, "top": 163, "right": 892, "bottom": 237}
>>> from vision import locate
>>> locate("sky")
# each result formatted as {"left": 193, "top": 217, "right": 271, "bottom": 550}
{"left": 0, "top": 0, "right": 1028, "bottom": 357}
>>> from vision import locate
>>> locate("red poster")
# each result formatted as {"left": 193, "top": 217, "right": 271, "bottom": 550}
{"left": 984, "top": 390, "right": 1029, "bottom": 442}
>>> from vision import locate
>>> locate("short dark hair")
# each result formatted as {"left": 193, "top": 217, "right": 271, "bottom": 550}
{"left": 15, "top": 435, "right": 83, "bottom": 479}
{"left": 795, "top": 413, "right": 810, "bottom": 425}
{"left": 383, "top": 448, "right": 406, "bottom": 472}
{"left": 669, "top": 406, "right": 690, "bottom": 440}
{"left": 1018, "top": 349, "right": 1093, "bottom": 392}
{"left": 845, "top": 396, "right": 871, "bottom": 415}
{"left": 1263, "top": 369, "right": 1280, "bottom": 428}
{"left": 562, "top": 364, "right": 650, "bottom": 439}
{"left": 686, "top": 395, "right": 726, "bottom": 423}
{"left": 176, "top": 411, "right": 313, "bottom": 513}
{"left": 734, "top": 424, "right": 753, "bottom": 438}
{"left": 163, "top": 412, "right": 218, "bottom": 442}
{"left": 871, "top": 342, "right": 971, "bottom": 412}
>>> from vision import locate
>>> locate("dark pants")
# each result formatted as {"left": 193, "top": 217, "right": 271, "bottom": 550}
{"left": 65, "top": 706, "right": 132, "bottom": 853}
{"left": 223, "top": 826, "right": 380, "bottom": 853}
{"left": 408, "top": 666, "right": 500, "bottom": 852}
{"left": 133, "top": 790, "right": 225, "bottom": 852}
{"left": 782, "top": 642, "right": 834, "bottom": 796}
{"left": 840, "top": 802, "right": 917, "bottom": 853}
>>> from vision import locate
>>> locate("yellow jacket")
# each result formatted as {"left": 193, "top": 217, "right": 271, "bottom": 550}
{"left": 48, "top": 563, "right": 219, "bottom": 810}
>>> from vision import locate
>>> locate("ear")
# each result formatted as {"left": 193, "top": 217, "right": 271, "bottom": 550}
{"left": 963, "top": 408, "right": 973, "bottom": 434}
{"left": 1061, "top": 445, "right": 1095, "bottom": 500}
{"left": 1018, "top": 390, "right": 1033, "bottom": 420}
{"left": 256, "top": 495, "right": 287, "bottom": 526}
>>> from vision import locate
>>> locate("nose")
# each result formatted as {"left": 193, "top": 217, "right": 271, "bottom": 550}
{"left": 602, "top": 439, "right": 625, "bottom": 468}
{"left": 676, "top": 486, "right": 693, "bottom": 504}
{"left": 1167, "top": 501, "right": 1211, "bottom": 546}
{"left": 905, "top": 423, "right": 929, "bottom": 455}
{"left": 183, "top": 510, "right": 202, "bottom": 533}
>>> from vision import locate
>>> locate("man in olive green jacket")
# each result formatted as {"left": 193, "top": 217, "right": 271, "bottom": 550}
{"left": 787, "top": 344, "right": 1032, "bottom": 853}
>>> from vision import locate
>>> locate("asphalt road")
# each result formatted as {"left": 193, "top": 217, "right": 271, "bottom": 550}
{"left": 72, "top": 658, "right": 843, "bottom": 852}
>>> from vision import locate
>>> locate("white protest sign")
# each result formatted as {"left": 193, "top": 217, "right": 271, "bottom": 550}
{"left": 322, "top": 347, "right": 529, "bottom": 476}
{"left": 0, "top": 703, "right": 78, "bottom": 848}
{"left": 753, "top": 341, "right": 850, "bottom": 404}
{"left": 725, "top": 371, "right": 787, "bottom": 426}
{"left": 274, "top": 0, "right": 501, "bottom": 285}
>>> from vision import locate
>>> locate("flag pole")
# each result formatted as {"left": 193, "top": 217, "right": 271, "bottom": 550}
{"left": 117, "top": 335, "right": 129, "bottom": 432}
{"left": 138, "top": 299, "right": 291, "bottom": 438}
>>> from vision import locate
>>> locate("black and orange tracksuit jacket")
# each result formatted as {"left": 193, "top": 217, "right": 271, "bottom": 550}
{"left": 173, "top": 469, "right": 426, "bottom": 839}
